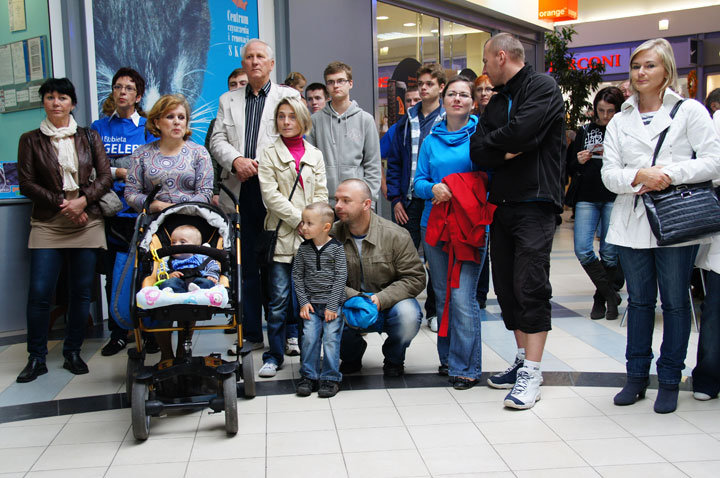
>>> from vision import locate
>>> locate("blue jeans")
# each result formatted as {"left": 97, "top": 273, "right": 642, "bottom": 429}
{"left": 27, "top": 248, "right": 98, "bottom": 361}
{"left": 423, "top": 229, "right": 485, "bottom": 379}
{"left": 263, "top": 261, "right": 295, "bottom": 366}
{"left": 300, "top": 304, "right": 343, "bottom": 381}
{"left": 693, "top": 269, "right": 720, "bottom": 397}
{"left": 340, "top": 298, "right": 422, "bottom": 366}
{"left": 619, "top": 245, "right": 698, "bottom": 385}
{"left": 161, "top": 277, "right": 216, "bottom": 292}
{"left": 573, "top": 201, "right": 618, "bottom": 266}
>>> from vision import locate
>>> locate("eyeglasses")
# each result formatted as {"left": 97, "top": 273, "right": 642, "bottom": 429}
{"left": 445, "top": 91, "right": 471, "bottom": 99}
{"left": 326, "top": 78, "right": 349, "bottom": 86}
{"left": 113, "top": 85, "right": 137, "bottom": 93}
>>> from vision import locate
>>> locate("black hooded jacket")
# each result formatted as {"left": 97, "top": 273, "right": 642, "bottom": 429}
{"left": 470, "top": 64, "right": 566, "bottom": 212}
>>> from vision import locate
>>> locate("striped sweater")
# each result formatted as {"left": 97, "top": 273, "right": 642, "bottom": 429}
{"left": 292, "top": 238, "right": 347, "bottom": 312}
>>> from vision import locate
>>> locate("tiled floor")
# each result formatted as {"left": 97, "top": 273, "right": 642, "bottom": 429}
{"left": 0, "top": 211, "right": 718, "bottom": 476}
{"left": 1, "top": 386, "right": 719, "bottom": 477}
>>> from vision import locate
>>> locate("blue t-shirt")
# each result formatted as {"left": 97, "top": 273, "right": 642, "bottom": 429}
{"left": 91, "top": 111, "right": 155, "bottom": 165}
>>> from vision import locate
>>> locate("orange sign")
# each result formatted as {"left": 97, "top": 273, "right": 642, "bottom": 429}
{"left": 538, "top": 0, "right": 578, "bottom": 21}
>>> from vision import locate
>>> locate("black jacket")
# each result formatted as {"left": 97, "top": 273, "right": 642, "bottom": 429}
{"left": 567, "top": 122, "right": 615, "bottom": 204}
{"left": 470, "top": 64, "right": 565, "bottom": 212}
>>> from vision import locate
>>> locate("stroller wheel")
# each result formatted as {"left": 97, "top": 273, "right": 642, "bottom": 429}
{"left": 241, "top": 352, "right": 256, "bottom": 398}
{"left": 131, "top": 382, "right": 150, "bottom": 440}
{"left": 223, "top": 375, "right": 238, "bottom": 435}
{"left": 126, "top": 357, "right": 142, "bottom": 399}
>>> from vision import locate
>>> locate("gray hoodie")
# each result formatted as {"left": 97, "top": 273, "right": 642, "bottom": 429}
{"left": 307, "top": 100, "right": 381, "bottom": 203}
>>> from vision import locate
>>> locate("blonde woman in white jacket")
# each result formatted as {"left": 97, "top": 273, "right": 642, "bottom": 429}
{"left": 257, "top": 97, "right": 328, "bottom": 378}
{"left": 601, "top": 38, "right": 720, "bottom": 414}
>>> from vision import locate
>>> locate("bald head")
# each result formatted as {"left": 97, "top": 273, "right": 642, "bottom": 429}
{"left": 334, "top": 179, "right": 372, "bottom": 230}
{"left": 338, "top": 179, "right": 371, "bottom": 201}
{"left": 486, "top": 33, "right": 525, "bottom": 64}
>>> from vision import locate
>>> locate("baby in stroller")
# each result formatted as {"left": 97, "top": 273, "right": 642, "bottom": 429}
{"left": 159, "top": 224, "right": 220, "bottom": 293}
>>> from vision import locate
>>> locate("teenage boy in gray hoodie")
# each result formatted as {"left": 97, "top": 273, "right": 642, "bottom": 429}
{"left": 307, "top": 62, "right": 381, "bottom": 204}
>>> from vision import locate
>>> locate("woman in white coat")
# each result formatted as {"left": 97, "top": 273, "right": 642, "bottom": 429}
{"left": 257, "top": 97, "right": 328, "bottom": 378}
{"left": 601, "top": 38, "right": 720, "bottom": 413}
{"left": 692, "top": 108, "right": 720, "bottom": 402}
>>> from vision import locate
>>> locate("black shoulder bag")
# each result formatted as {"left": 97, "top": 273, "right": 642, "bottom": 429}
{"left": 640, "top": 100, "right": 720, "bottom": 246}
{"left": 256, "top": 165, "right": 304, "bottom": 265}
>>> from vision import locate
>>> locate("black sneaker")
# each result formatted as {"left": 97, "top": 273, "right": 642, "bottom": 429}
{"left": 223, "top": 317, "right": 237, "bottom": 334}
{"left": 101, "top": 338, "right": 127, "bottom": 356}
{"left": 318, "top": 380, "right": 340, "bottom": 398}
{"left": 143, "top": 336, "right": 160, "bottom": 354}
{"left": 438, "top": 364, "right": 449, "bottom": 376}
{"left": 339, "top": 361, "right": 362, "bottom": 374}
{"left": 296, "top": 377, "right": 319, "bottom": 397}
{"left": 383, "top": 361, "right": 404, "bottom": 377}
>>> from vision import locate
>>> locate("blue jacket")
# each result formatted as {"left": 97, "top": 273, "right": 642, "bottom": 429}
{"left": 413, "top": 115, "right": 478, "bottom": 227}
{"left": 386, "top": 103, "right": 443, "bottom": 208}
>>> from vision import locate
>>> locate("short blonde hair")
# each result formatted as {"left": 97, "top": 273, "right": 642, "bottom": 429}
{"left": 171, "top": 224, "right": 202, "bottom": 245}
{"left": 146, "top": 94, "right": 192, "bottom": 140}
{"left": 274, "top": 97, "right": 312, "bottom": 135}
{"left": 304, "top": 202, "right": 335, "bottom": 225}
{"left": 629, "top": 38, "right": 678, "bottom": 98}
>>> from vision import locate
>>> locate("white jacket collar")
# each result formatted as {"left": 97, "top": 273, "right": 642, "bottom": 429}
{"left": 110, "top": 110, "right": 142, "bottom": 127}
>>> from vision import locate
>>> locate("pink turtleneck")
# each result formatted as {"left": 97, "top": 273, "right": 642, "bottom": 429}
{"left": 281, "top": 135, "right": 305, "bottom": 188}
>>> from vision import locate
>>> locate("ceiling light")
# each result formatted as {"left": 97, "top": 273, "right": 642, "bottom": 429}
{"left": 377, "top": 16, "right": 389, "bottom": 20}
{"left": 403, "top": 22, "right": 416, "bottom": 27}
{"left": 431, "top": 29, "right": 438, "bottom": 33}
{"left": 658, "top": 19, "right": 669, "bottom": 30}
{"left": 380, "top": 47, "right": 389, "bottom": 55}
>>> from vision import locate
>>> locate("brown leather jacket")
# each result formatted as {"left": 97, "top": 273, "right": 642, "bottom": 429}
{"left": 17, "top": 126, "right": 112, "bottom": 220}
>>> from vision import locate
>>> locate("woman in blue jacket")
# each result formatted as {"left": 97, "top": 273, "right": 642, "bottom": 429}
{"left": 414, "top": 76, "right": 485, "bottom": 390}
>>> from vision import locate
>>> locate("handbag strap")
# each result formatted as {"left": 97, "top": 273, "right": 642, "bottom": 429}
{"left": 273, "top": 164, "right": 304, "bottom": 233}
{"left": 649, "top": 99, "right": 685, "bottom": 167}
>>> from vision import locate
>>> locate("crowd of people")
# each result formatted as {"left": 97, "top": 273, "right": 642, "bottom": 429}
{"left": 13, "top": 33, "right": 720, "bottom": 413}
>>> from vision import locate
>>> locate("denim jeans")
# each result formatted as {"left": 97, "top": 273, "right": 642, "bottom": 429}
{"left": 263, "top": 261, "right": 294, "bottom": 366}
{"left": 693, "top": 269, "right": 720, "bottom": 397}
{"left": 161, "top": 277, "right": 216, "bottom": 292}
{"left": 340, "top": 298, "right": 422, "bottom": 366}
{"left": 27, "top": 248, "right": 98, "bottom": 361}
{"left": 423, "top": 228, "right": 485, "bottom": 379}
{"left": 300, "top": 304, "right": 343, "bottom": 381}
{"left": 396, "top": 197, "right": 436, "bottom": 318}
{"left": 618, "top": 245, "right": 698, "bottom": 385}
{"left": 573, "top": 201, "right": 618, "bottom": 266}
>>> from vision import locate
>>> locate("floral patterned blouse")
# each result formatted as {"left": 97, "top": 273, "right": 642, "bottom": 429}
{"left": 125, "top": 140, "right": 213, "bottom": 211}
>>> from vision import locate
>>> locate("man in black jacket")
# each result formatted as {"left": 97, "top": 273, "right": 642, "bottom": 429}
{"left": 470, "top": 33, "right": 565, "bottom": 410}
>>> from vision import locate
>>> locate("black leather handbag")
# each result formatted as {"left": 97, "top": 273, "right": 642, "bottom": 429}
{"left": 640, "top": 100, "right": 720, "bottom": 246}
{"left": 256, "top": 165, "right": 304, "bottom": 265}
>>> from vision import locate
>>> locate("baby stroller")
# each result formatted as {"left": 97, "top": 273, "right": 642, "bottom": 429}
{"left": 124, "top": 186, "right": 255, "bottom": 440}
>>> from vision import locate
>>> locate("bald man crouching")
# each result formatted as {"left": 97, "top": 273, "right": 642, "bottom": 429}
{"left": 332, "top": 179, "right": 426, "bottom": 376}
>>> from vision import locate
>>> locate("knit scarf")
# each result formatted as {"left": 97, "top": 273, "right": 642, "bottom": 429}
{"left": 40, "top": 115, "right": 79, "bottom": 192}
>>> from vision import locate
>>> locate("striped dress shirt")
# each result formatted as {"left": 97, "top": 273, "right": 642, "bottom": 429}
{"left": 244, "top": 80, "right": 272, "bottom": 159}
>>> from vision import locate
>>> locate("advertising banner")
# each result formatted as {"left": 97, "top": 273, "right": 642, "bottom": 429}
{"left": 92, "top": 0, "right": 259, "bottom": 144}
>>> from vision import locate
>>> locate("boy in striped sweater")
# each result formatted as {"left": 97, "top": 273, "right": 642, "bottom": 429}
{"left": 292, "top": 202, "right": 347, "bottom": 398}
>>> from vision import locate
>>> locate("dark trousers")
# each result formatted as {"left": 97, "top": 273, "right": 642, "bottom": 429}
{"left": 693, "top": 269, "right": 720, "bottom": 397}
{"left": 27, "top": 248, "right": 98, "bottom": 361}
{"left": 397, "top": 198, "right": 436, "bottom": 317}
{"left": 490, "top": 202, "right": 556, "bottom": 333}
{"left": 240, "top": 177, "right": 267, "bottom": 343}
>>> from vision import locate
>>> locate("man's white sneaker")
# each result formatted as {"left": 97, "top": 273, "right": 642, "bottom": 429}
{"left": 693, "top": 391, "right": 712, "bottom": 401}
{"left": 503, "top": 367, "right": 542, "bottom": 409}
{"left": 258, "top": 362, "right": 278, "bottom": 378}
{"left": 285, "top": 337, "right": 300, "bottom": 356}
{"left": 428, "top": 316, "right": 438, "bottom": 333}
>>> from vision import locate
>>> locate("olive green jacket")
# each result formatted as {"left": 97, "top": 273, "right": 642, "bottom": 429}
{"left": 332, "top": 212, "right": 425, "bottom": 310}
